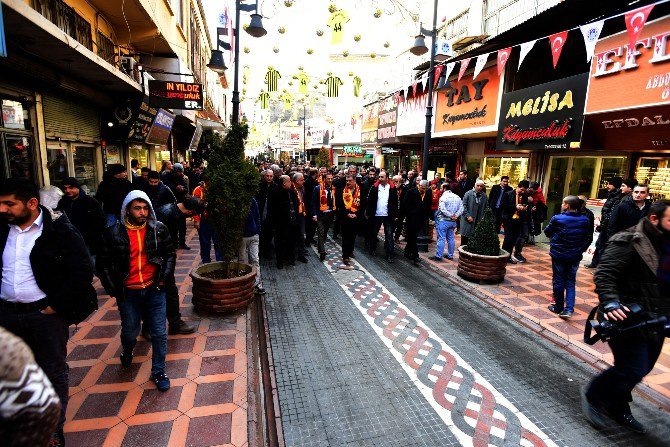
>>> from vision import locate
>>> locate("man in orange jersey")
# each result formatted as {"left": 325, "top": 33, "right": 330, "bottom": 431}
{"left": 98, "top": 190, "right": 176, "bottom": 392}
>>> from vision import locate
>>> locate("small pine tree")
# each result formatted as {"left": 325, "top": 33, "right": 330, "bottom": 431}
{"left": 465, "top": 207, "right": 501, "bottom": 256}
{"left": 316, "top": 147, "right": 330, "bottom": 167}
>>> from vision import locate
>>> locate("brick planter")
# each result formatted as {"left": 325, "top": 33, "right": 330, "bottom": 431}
{"left": 190, "top": 262, "right": 257, "bottom": 314}
{"left": 457, "top": 246, "right": 509, "bottom": 284}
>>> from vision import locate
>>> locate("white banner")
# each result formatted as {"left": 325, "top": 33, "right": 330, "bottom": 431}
{"left": 580, "top": 20, "right": 604, "bottom": 62}
{"left": 473, "top": 53, "right": 489, "bottom": 80}
{"left": 518, "top": 39, "right": 537, "bottom": 70}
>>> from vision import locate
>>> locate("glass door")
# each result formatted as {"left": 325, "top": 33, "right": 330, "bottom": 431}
{"left": 72, "top": 145, "right": 98, "bottom": 194}
{"left": 569, "top": 157, "right": 598, "bottom": 198}
{"left": 546, "top": 157, "right": 569, "bottom": 219}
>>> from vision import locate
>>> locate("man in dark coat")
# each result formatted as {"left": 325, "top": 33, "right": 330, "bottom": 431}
{"left": 162, "top": 163, "right": 190, "bottom": 249}
{"left": 96, "top": 164, "right": 134, "bottom": 227}
{"left": 312, "top": 172, "right": 337, "bottom": 261}
{"left": 366, "top": 171, "right": 398, "bottom": 263}
{"left": 607, "top": 184, "right": 651, "bottom": 238}
{"left": 257, "top": 169, "right": 277, "bottom": 257}
{"left": 402, "top": 179, "right": 432, "bottom": 264}
{"left": 359, "top": 167, "right": 377, "bottom": 243}
{"left": 488, "top": 176, "right": 512, "bottom": 234}
{"left": 455, "top": 170, "right": 474, "bottom": 198}
{"left": 501, "top": 180, "right": 531, "bottom": 264}
{"left": 271, "top": 175, "right": 299, "bottom": 269}
{"left": 336, "top": 174, "right": 364, "bottom": 264}
{"left": 57, "top": 177, "right": 106, "bottom": 261}
{"left": 583, "top": 200, "right": 670, "bottom": 434}
{"left": 586, "top": 177, "right": 623, "bottom": 268}
{"left": 303, "top": 168, "right": 319, "bottom": 245}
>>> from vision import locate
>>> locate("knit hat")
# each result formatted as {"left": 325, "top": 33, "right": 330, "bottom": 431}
{"left": 62, "top": 177, "right": 80, "bottom": 189}
{"left": 107, "top": 164, "right": 126, "bottom": 176}
{"left": 607, "top": 176, "right": 623, "bottom": 189}
{"left": 173, "top": 163, "right": 184, "bottom": 172}
{"left": 622, "top": 177, "right": 638, "bottom": 188}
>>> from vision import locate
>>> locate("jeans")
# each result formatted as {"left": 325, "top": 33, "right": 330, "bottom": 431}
{"left": 239, "top": 234, "right": 261, "bottom": 286}
{"left": 587, "top": 329, "right": 665, "bottom": 414}
{"left": 316, "top": 212, "right": 334, "bottom": 254}
{"left": 369, "top": 216, "right": 395, "bottom": 256}
{"left": 436, "top": 220, "right": 457, "bottom": 258}
{"left": 198, "top": 221, "right": 222, "bottom": 263}
{"left": 0, "top": 308, "right": 69, "bottom": 434}
{"left": 502, "top": 219, "right": 528, "bottom": 256}
{"left": 117, "top": 287, "right": 167, "bottom": 376}
{"left": 550, "top": 259, "right": 580, "bottom": 312}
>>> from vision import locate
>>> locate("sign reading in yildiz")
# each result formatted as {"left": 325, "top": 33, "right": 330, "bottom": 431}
{"left": 496, "top": 73, "right": 588, "bottom": 150}
{"left": 377, "top": 96, "right": 397, "bottom": 144}
{"left": 148, "top": 80, "right": 204, "bottom": 110}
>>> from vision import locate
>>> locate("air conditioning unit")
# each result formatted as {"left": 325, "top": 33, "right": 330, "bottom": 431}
{"left": 120, "top": 56, "right": 141, "bottom": 83}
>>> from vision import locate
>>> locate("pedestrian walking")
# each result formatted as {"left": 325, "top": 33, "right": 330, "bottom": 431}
{"left": 527, "top": 181, "right": 547, "bottom": 244}
{"left": 98, "top": 190, "right": 176, "bottom": 392}
{"left": 431, "top": 183, "right": 463, "bottom": 261}
{"left": 394, "top": 174, "right": 408, "bottom": 241}
{"left": 239, "top": 197, "right": 264, "bottom": 294}
{"left": 304, "top": 168, "right": 318, "bottom": 245}
{"left": 163, "top": 163, "right": 190, "bottom": 249}
{"left": 192, "top": 180, "right": 222, "bottom": 264}
{"left": 488, "top": 176, "right": 512, "bottom": 234}
{"left": 402, "top": 180, "right": 432, "bottom": 265}
{"left": 257, "top": 169, "right": 277, "bottom": 257}
{"left": 544, "top": 196, "right": 593, "bottom": 319}
{"left": 460, "top": 180, "right": 488, "bottom": 247}
{"left": 582, "top": 200, "right": 670, "bottom": 434}
{"left": 607, "top": 184, "right": 651, "bottom": 238}
{"left": 312, "top": 172, "right": 336, "bottom": 261}
{"left": 96, "top": 164, "right": 134, "bottom": 227}
{"left": 292, "top": 173, "right": 308, "bottom": 263}
{"left": 272, "top": 175, "right": 299, "bottom": 268}
{"left": 366, "top": 170, "right": 398, "bottom": 263}
{"left": 0, "top": 178, "right": 96, "bottom": 446}
{"left": 337, "top": 174, "right": 363, "bottom": 264}
{"left": 586, "top": 177, "right": 623, "bottom": 269}
{"left": 501, "top": 180, "right": 531, "bottom": 264}
{"left": 360, "top": 167, "right": 377, "bottom": 245}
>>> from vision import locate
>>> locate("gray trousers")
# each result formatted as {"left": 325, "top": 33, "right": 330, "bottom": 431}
{"left": 239, "top": 234, "right": 261, "bottom": 286}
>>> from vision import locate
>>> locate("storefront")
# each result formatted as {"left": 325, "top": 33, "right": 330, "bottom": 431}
{"left": 361, "top": 102, "right": 379, "bottom": 166}
{"left": 377, "top": 95, "right": 398, "bottom": 170}
{"left": 0, "top": 93, "right": 38, "bottom": 184}
{"left": 146, "top": 109, "right": 175, "bottom": 168}
{"left": 583, "top": 15, "right": 670, "bottom": 202}
{"left": 335, "top": 145, "right": 367, "bottom": 167}
{"left": 426, "top": 139, "right": 462, "bottom": 178}
{"left": 497, "top": 73, "right": 589, "bottom": 218}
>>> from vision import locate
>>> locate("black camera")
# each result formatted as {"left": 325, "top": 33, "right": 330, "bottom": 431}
{"left": 584, "top": 302, "right": 670, "bottom": 344}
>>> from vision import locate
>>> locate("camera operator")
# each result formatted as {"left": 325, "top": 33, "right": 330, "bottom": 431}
{"left": 582, "top": 199, "right": 670, "bottom": 434}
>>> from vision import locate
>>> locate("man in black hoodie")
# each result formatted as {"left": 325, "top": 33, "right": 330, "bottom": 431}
{"left": 96, "top": 164, "right": 134, "bottom": 227}
{"left": 587, "top": 177, "right": 623, "bottom": 268}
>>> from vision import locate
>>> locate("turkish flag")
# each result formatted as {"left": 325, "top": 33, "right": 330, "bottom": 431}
{"left": 549, "top": 31, "right": 568, "bottom": 69}
{"left": 457, "top": 58, "right": 471, "bottom": 82}
{"left": 434, "top": 65, "right": 444, "bottom": 88}
{"left": 411, "top": 81, "right": 418, "bottom": 98}
{"left": 497, "top": 47, "right": 511, "bottom": 77}
{"left": 625, "top": 4, "right": 654, "bottom": 50}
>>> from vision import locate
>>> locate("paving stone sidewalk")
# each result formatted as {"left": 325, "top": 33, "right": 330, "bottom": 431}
{"left": 63, "top": 230, "right": 250, "bottom": 447}
{"left": 403, "top": 231, "right": 670, "bottom": 408}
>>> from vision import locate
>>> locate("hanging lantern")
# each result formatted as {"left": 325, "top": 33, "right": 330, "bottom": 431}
{"left": 316, "top": 29, "right": 324, "bottom": 37}
{"left": 278, "top": 26, "right": 286, "bottom": 34}
{"left": 307, "top": 48, "right": 314, "bottom": 54}
{"left": 244, "top": 46, "right": 250, "bottom": 53}
{"left": 384, "top": 41, "right": 390, "bottom": 48}
{"left": 342, "top": 50, "right": 349, "bottom": 57}
{"left": 373, "top": 9, "right": 382, "bottom": 18}
{"left": 328, "top": 4, "right": 337, "bottom": 13}
{"left": 354, "top": 34, "right": 361, "bottom": 42}
{"left": 273, "top": 47, "right": 280, "bottom": 53}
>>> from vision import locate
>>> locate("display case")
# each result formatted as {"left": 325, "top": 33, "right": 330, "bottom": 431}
{"left": 636, "top": 157, "right": 670, "bottom": 200}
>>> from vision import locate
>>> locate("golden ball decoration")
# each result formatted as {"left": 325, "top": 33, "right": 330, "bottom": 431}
{"left": 384, "top": 41, "right": 390, "bottom": 48}
{"left": 316, "top": 29, "right": 324, "bottom": 37}
{"left": 370, "top": 53, "right": 376, "bottom": 58}
{"left": 278, "top": 26, "right": 286, "bottom": 34}
{"left": 348, "top": 71, "right": 354, "bottom": 76}
{"left": 353, "top": 34, "right": 361, "bottom": 42}
{"left": 307, "top": 48, "right": 314, "bottom": 54}
{"left": 298, "top": 65, "right": 304, "bottom": 70}
{"left": 288, "top": 81, "right": 293, "bottom": 86}
{"left": 273, "top": 47, "right": 280, "bottom": 53}
{"left": 373, "top": 9, "right": 382, "bottom": 18}
{"left": 342, "top": 50, "right": 349, "bottom": 57}
{"left": 328, "top": 4, "right": 338, "bottom": 13}
{"left": 244, "top": 47, "right": 250, "bottom": 53}
{"left": 284, "top": 0, "right": 293, "bottom": 6}
{"left": 243, "top": 23, "right": 249, "bottom": 30}
{"left": 313, "top": 84, "right": 319, "bottom": 90}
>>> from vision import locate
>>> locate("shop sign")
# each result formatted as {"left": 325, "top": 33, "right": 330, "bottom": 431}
{"left": 128, "top": 97, "right": 158, "bottom": 143}
{"left": 145, "top": 108, "right": 175, "bottom": 145}
{"left": 584, "top": 104, "right": 670, "bottom": 151}
{"left": 381, "top": 147, "right": 399, "bottom": 154}
{"left": 311, "top": 128, "right": 325, "bottom": 147}
{"left": 377, "top": 96, "right": 397, "bottom": 144}
{"left": 396, "top": 92, "right": 434, "bottom": 136}
{"left": 586, "top": 16, "right": 670, "bottom": 113}
{"left": 434, "top": 65, "right": 501, "bottom": 135}
{"left": 361, "top": 102, "right": 379, "bottom": 132}
{"left": 361, "top": 130, "right": 377, "bottom": 144}
{"left": 148, "top": 80, "right": 204, "bottom": 110}
{"left": 343, "top": 145, "right": 364, "bottom": 157}
{"left": 496, "top": 73, "right": 588, "bottom": 150}
{"left": 189, "top": 122, "right": 203, "bottom": 151}
{"left": 429, "top": 139, "right": 462, "bottom": 154}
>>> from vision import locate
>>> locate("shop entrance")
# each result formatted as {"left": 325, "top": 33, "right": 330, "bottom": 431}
{"left": 546, "top": 156, "right": 627, "bottom": 219}
{"left": 46, "top": 142, "right": 100, "bottom": 194}
{"left": 1, "top": 99, "right": 36, "bottom": 182}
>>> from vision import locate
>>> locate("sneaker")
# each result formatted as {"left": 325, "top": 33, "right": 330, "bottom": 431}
{"left": 151, "top": 371, "right": 171, "bottom": 392}
{"left": 507, "top": 257, "right": 518, "bottom": 264}
{"left": 612, "top": 412, "right": 646, "bottom": 434}
{"left": 513, "top": 253, "right": 527, "bottom": 263}
{"left": 581, "top": 387, "right": 608, "bottom": 430}
{"left": 559, "top": 310, "right": 573, "bottom": 320}
{"left": 120, "top": 351, "right": 133, "bottom": 368}
{"left": 547, "top": 304, "right": 561, "bottom": 314}
{"left": 429, "top": 255, "right": 443, "bottom": 262}
{"left": 255, "top": 285, "right": 266, "bottom": 295}
{"left": 169, "top": 319, "right": 196, "bottom": 335}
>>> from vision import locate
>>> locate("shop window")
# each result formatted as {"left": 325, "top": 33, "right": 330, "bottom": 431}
{"left": 637, "top": 158, "right": 670, "bottom": 200}
{"left": 155, "top": 149, "right": 171, "bottom": 169}
{"left": 128, "top": 145, "right": 149, "bottom": 170}
{"left": 4, "top": 135, "right": 34, "bottom": 181}
{"left": 597, "top": 158, "right": 626, "bottom": 199}
{"left": 46, "top": 147, "right": 69, "bottom": 187}
{"left": 73, "top": 146, "right": 98, "bottom": 195}
{"left": 1, "top": 100, "right": 30, "bottom": 130}
{"left": 481, "top": 157, "right": 528, "bottom": 190}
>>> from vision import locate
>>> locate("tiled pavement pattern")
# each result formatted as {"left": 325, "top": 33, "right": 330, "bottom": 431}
{"left": 64, "top": 230, "right": 248, "bottom": 447}
{"left": 263, "top": 236, "right": 670, "bottom": 447}
{"left": 413, "top": 233, "right": 670, "bottom": 406}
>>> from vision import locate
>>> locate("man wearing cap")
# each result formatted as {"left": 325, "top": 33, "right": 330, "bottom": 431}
{"left": 163, "top": 163, "right": 191, "bottom": 250}
{"left": 586, "top": 177, "right": 623, "bottom": 269}
{"left": 57, "top": 177, "right": 106, "bottom": 265}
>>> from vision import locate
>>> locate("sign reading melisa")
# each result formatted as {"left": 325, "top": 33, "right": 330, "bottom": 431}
{"left": 148, "top": 80, "right": 204, "bottom": 110}
{"left": 496, "top": 73, "right": 588, "bottom": 150}
{"left": 434, "top": 65, "right": 501, "bottom": 136}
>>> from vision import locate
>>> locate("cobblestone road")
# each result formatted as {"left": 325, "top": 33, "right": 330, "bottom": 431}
{"left": 263, "top": 237, "right": 670, "bottom": 447}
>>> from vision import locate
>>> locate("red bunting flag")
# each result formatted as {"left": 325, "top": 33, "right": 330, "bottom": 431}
{"left": 549, "top": 31, "right": 568, "bottom": 68}
{"left": 393, "top": 91, "right": 401, "bottom": 105}
{"left": 497, "top": 47, "right": 511, "bottom": 77}
{"left": 457, "top": 58, "right": 471, "bottom": 82}
{"left": 411, "top": 80, "right": 418, "bottom": 97}
{"left": 434, "top": 65, "right": 444, "bottom": 88}
{"left": 625, "top": 4, "right": 654, "bottom": 50}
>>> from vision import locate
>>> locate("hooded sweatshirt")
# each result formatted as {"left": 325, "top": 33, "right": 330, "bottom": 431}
{"left": 121, "top": 190, "right": 159, "bottom": 289}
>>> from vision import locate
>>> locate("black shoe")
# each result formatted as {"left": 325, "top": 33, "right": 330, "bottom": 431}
{"left": 169, "top": 319, "right": 196, "bottom": 335}
{"left": 319, "top": 253, "right": 326, "bottom": 261}
{"left": 151, "top": 371, "right": 171, "bottom": 392}
{"left": 559, "top": 310, "right": 573, "bottom": 320}
{"left": 413, "top": 257, "right": 421, "bottom": 265}
{"left": 298, "top": 256, "right": 308, "bottom": 263}
{"left": 120, "top": 351, "right": 133, "bottom": 368}
{"left": 514, "top": 253, "right": 527, "bottom": 263}
{"left": 387, "top": 256, "right": 394, "bottom": 264}
{"left": 255, "top": 285, "right": 266, "bottom": 295}
{"left": 581, "top": 387, "right": 608, "bottom": 430}
{"left": 612, "top": 412, "right": 646, "bottom": 434}
{"left": 429, "top": 255, "right": 443, "bottom": 262}
{"left": 179, "top": 244, "right": 191, "bottom": 250}
{"left": 369, "top": 250, "right": 375, "bottom": 256}
{"left": 547, "top": 304, "right": 561, "bottom": 314}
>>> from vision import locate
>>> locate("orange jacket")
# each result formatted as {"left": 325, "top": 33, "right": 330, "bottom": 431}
{"left": 124, "top": 222, "right": 158, "bottom": 289}
{"left": 192, "top": 185, "right": 207, "bottom": 223}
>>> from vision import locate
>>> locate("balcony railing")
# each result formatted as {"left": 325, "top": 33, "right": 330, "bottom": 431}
{"left": 484, "top": 0, "right": 562, "bottom": 38}
{"left": 31, "top": 0, "right": 93, "bottom": 51}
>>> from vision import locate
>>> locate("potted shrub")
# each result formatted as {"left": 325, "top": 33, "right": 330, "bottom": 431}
{"left": 190, "top": 124, "right": 260, "bottom": 313}
{"left": 457, "top": 207, "right": 509, "bottom": 283}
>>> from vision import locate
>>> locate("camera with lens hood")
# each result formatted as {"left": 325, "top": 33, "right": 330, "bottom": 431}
{"left": 584, "top": 301, "right": 670, "bottom": 344}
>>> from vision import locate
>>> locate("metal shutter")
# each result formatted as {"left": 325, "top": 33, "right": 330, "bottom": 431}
{"left": 42, "top": 94, "right": 100, "bottom": 143}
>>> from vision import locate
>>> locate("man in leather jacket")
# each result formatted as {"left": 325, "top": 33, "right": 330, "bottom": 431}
{"left": 582, "top": 200, "right": 670, "bottom": 434}
{"left": 586, "top": 177, "right": 622, "bottom": 268}
{"left": 98, "top": 190, "right": 176, "bottom": 392}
